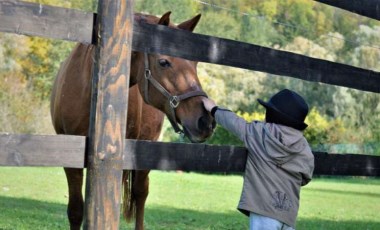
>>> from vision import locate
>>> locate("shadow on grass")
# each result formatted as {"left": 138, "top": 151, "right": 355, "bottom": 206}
{"left": 128, "top": 205, "right": 380, "bottom": 230}
{"left": 297, "top": 218, "right": 380, "bottom": 230}
{"left": 0, "top": 196, "right": 68, "bottom": 230}
{"left": 1, "top": 196, "right": 379, "bottom": 230}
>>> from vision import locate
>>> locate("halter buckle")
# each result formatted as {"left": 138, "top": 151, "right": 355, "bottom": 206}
{"left": 170, "top": 96, "right": 180, "bottom": 108}
{"left": 144, "top": 69, "right": 151, "bottom": 79}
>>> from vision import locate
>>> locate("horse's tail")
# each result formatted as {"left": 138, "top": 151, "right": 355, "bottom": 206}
{"left": 122, "top": 170, "right": 135, "bottom": 222}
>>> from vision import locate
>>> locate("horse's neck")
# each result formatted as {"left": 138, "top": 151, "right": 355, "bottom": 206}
{"left": 129, "top": 51, "right": 143, "bottom": 87}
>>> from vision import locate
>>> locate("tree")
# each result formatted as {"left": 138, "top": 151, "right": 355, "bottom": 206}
{"left": 198, "top": 63, "right": 265, "bottom": 113}
{"left": 0, "top": 33, "right": 30, "bottom": 72}
{"left": 239, "top": 9, "right": 284, "bottom": 47}
{"left": 0, "top": 33, "right": 54, "bottom": 134}
{"left": 348, "top": 25, "right": 380, "bottom": 72}
{"left": 19, "top": 37, "right": 74, "bottom": 99}
{"left": 195, "top": 10, "right": 240, "bottom": 40}
{"left": 135, "top": 0, "right": 199, "bottom": 23}
{"left": 275, "top": 0, "right": 316, "bottom": 41}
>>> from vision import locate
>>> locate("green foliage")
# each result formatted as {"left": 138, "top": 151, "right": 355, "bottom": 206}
{"left": 257, "top": 0, "right": 278, "bottom": 20}
{"left": 195, "top": 10, "right": 240, "bottom": 40}
{"left": 239, "top": 10, "right": 284, "bottom": 47}
{"left": 304, "top": 108, "right": 346, "bottom": 146}
{"left": 276, "top": 0, "right": 316, "bottom": 41}
{"left": 0, "top": 33, "right": 29, "bottom": 72}
{"left": 19, "top": 37, "right": 74, "bottom": 99}
{"left": 135, "top": 0, "right": 199, "bottom": 22}
{"left": 349, "top": 25, "right": 380, "bottom": 71}
{"left": 0, "top": 72, "right": 54, "bottom": 134}
{"left": 332, "top": 10, "right": 362, "bottom": 43}
{"left": 205, "top": 111, "right": 264, "bottom": 146}
{"left": 9, "top": 0, "right": 90, "bottom": 100}
{"left": 198, "top": 63, "right": 266, "bottom": 113}
{"left": 206, "top": 125, "right": 243, "bottom": 146}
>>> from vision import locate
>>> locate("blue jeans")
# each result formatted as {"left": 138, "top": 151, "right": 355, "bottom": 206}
{"left": 249, "top": 213, "right": 295, "bottom": 230}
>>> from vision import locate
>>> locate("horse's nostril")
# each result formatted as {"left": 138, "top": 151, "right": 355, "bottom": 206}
{"left": 198, "top": 115, "right": 215, "bottom": 132}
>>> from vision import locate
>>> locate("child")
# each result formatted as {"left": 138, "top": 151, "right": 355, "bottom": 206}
{"left": 202, "top": 89, "right": 314, "bottom": 230}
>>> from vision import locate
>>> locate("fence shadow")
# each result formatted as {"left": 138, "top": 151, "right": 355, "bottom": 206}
{"left": 0, "top": 196, "right": 68, "bottom": 230}
{"left": 297, "top": 218, "right": 380, "bottom": 230}
{"left": 123, "top": 205, "right": 380, "bottom": 230}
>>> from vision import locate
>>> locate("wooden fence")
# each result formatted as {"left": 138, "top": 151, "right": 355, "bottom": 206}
{"left": 1, "top": 134, "right": 380, "bottom": 176}
{"left": 314, "top": 0, "right": 380, "bottom": 20}
{"left": 1, "top": 0, "right": 380, "bottom": 229}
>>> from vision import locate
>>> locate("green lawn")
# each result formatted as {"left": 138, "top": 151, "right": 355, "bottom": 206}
{"left": 0, "top": 167, "right": 379, "bottom": 229}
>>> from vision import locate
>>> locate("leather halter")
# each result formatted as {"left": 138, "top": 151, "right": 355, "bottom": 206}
{"left": 143, "top": 53, "right": 208, "bottom": 134}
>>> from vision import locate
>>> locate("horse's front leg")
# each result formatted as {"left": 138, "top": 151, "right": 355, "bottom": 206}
{"left": 134, "top": 170, "right": 150, "bottom": 230}
{"left": 64, "top": 168, "right": 84, "bottom": 230}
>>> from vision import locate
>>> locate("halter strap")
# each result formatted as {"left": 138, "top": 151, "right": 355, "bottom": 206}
{"left": 143, "top": 53, "right": 208, "bottom": 134}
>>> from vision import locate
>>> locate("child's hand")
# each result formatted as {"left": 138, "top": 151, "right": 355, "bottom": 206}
{"left": 202, "top": 98, "right": 216, "bottom": 112}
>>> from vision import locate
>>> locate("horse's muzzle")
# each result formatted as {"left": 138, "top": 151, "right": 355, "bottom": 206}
{"left": 182, "top": 114, "right": 215, "bottom": 143}
{"left": 198, "top": 114, "right": 216, "bottom": 134}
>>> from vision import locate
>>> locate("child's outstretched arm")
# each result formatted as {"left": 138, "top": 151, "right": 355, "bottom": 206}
{"left": 202, "top": 98, "right": 247, "bottom": 141}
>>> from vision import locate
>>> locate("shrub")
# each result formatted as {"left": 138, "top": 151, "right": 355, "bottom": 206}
{"left": 0, "top": 73, "right": 54, "bottom": 134}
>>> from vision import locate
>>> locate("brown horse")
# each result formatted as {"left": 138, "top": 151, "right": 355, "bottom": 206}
{"left": 50, "top": 12, "right": 215, "bottom": 230}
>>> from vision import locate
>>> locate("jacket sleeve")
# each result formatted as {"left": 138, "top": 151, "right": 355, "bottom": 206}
{"left": 214, "top": 108, "right": 247, "bottom": 142}
{"left": 301, "top": 154, "right": 315, "bottom": 186}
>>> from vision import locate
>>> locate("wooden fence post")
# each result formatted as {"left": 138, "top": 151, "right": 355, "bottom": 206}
{"left": 83, "top": 0, "right": 134, "bottom": 229}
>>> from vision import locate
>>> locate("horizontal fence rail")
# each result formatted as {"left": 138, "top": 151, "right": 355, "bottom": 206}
{"left": 314, "top": 0, "right": 380, "bottom": 21}
{"left": 0, "top": 0, "right": 93, "bottom": 43}
{"left": 0, "top": 134, "right": 86, "bottom": 167}
{"left": 1, "top": 134, "right": 380, "bottom": 177}
{"left": 133, "top": 22, "right": 380, "bottom": 93}
{"left": 1, "top": 0, "right": 379, "bottom": 93}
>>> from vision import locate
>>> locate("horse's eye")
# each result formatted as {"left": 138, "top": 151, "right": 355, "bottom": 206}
{"left": 158, "top": 59, "right": 171, "bottom": 68}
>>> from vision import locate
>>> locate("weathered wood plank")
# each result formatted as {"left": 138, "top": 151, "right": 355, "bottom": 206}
{"left": 124, "top": 140, "right": 380, "bottom": 177}
{"left": 0, "top": 133, "right": 85, "bottom": 167}
{"left": 123, "top": 140, "right": 247, "bottom": 172}
{"left": 0, "top": 0, "right": 93, "bottom": 43}
{"left": 313, "top": 152, "right": 380, "bottom": 177}
{"left": 1, "top": 1, "right": 379, "bottom": 93}
{"left": 314, "top": 0, "right": 380, "bottom": 20}
{"left": 83, "top": 0, "right": 134, "bottom": 229}
{"left": 0, "top": 134, "right": 380, "bottom": 176}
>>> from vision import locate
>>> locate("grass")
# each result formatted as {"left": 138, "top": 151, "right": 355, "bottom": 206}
{"left": 0, "top": 168, "right": 379, "bottom": 229}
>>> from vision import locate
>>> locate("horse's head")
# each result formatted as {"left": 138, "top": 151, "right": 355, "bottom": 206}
{"left": 130, "top": 12, "right": 215, "bottom": 143}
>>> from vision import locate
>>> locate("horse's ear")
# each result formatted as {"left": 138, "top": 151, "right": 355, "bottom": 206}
{"left": 158, "top": 11, "right": 171, "bottom": 26}
{"left": 177, "top": 14, "right": 201, "bottom": 32}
